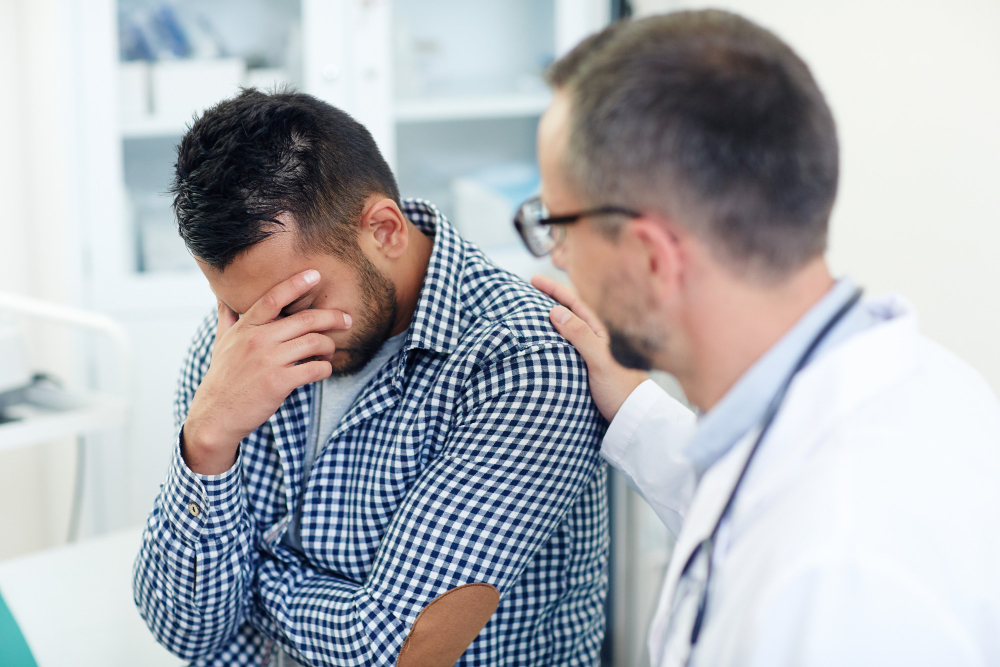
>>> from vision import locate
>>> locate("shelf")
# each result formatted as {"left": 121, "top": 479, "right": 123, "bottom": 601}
{"left": 394, "top": 91, "right": 552, "bottom": 124}
{"left": 121, "top": 116, "right": 190, "bottom": 139}
{"left": 0, "top": 384, "right": 127, "bottom": 453}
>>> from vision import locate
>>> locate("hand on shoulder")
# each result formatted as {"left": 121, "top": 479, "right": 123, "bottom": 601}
{"left": 531, "top": 274, "right": 648, "bottom": 422}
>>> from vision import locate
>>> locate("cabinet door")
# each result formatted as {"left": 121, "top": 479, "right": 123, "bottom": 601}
{"left": 302, "top": 0, "right": 394, "bottom": 163}
{"left": 384, "top": 0, "right": 610, "bottom": 280}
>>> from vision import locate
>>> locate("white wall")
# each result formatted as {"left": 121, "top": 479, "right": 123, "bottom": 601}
{"left": 0, "top": 0, "right": 87, "bottom": 559}
{"left": 634, "top": 0, "right": 1000, "bottom": 394}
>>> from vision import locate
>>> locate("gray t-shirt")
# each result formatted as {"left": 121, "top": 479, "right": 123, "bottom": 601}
{"left": 281, "top": 329, "right": 409, "bottom": 554}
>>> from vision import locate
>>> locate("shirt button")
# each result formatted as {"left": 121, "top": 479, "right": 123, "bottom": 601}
{"left": 188, "top": 502, "right": 201, "bottom": 517}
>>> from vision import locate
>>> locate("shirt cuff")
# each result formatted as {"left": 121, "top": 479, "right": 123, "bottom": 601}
{"left": 601, "top": 379, "right": 671, "bottom": 467}
{"left": 162, "top": 426, "right": 245, "bottom": 543}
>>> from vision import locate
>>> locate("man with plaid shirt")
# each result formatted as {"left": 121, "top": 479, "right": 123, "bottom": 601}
{"left": 133, "top": 89, "right": 608, "bottom": 666}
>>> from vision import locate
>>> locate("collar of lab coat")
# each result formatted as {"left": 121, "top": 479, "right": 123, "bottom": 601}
{"left": 650, "top": 294, "right": 918, "bottom": 666}
{"left": 681, "top": 277, "right": 873, "bottom": 479}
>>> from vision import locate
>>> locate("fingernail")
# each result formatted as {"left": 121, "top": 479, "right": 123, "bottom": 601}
{"left": 303, "top": 270, "right": 320, "bottom": 284}
{"left": 553, "top": 306, "right": 572, "bottom": 324}
{"left": 343, "top": 313, "right": 352, "bottom": 327}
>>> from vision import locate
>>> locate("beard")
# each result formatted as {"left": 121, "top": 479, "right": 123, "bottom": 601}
{"left": 329, "top": 252, "right": 399, "bottom": 377}
{"left": 598, "top": 267, "right": 661, "bottom": 371}
{"left": 607, "top": 324, "right": 657, "bottom": 371}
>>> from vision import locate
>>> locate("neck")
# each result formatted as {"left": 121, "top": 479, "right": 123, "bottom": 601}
{"left": 674, "top": 257, "right": 835, "bottom": 411}
{"left": 388, "top": 221, "right": 434, "bottom": 336}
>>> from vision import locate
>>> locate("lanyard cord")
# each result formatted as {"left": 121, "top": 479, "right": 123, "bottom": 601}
{"left": 687, "top": 287, "right": 865, "bottom": 648}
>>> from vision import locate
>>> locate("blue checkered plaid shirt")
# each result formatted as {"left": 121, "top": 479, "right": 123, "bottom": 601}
{"left": 133, "top": 200, "right": 609, "bottom": 666}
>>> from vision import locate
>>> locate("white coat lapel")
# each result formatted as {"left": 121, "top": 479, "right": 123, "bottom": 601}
{"left": 648, "top": 428, "right": 757, "bottom": 665}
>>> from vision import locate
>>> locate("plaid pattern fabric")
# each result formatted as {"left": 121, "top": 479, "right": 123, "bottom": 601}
{"left": 133, "top": 200, "right": 609, "bottom": 666}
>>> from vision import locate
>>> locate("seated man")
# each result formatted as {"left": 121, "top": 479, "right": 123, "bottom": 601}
{"left": 133, "top": 90, "right": 608, "bottom": 666}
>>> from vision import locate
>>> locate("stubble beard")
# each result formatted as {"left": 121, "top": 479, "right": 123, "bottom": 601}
{"left": 599, "top": 269, "right": 660, "bottom": 372}
{"left": 329, "top": 253, "right": 399, "bottom": 377}
{"left": 607, "top": 325, "right": 657, "bottom": 371}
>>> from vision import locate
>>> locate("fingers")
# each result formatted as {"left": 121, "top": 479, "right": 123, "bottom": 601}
{"left": 548, "top": 304, "right": 607, "bottom": 365}
{"left": 214, "top": 300, "right": 239, "bottom": 352}
{"left": 243, "top": 269, "right": 321, "bottom": 325}
{"left": 531, "top": 274, "right": 608, "bottom": 338}
{"left": 276, "top": 332, "right": 337, "bottom": 366}
{"left": 270, "top": 308, "right": 352, "bottom": 343}
{"left": 530, "top": 273, "right": 562, "bottom": 299}
{"left": 287, "top": 358, "right": 333, "bottom": 387}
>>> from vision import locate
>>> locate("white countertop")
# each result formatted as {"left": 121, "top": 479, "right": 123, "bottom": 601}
{"left": 0, "top": 528, "right": 181, "bottom": 666}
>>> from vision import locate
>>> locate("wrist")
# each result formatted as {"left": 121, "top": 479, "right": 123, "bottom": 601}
{"left": 181, "top": 422, "right": 239, "bottom": 475}
{"left": 601, "top": 371, "right": 648, "bottom": 422}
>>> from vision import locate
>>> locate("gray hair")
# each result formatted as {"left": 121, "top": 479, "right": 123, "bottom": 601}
{"left": 548, "top": 10, "right": 839, "bottom": 279}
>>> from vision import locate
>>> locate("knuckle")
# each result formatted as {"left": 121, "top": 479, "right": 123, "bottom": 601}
{"left": 301, "top": 333, "right": 323, "bottom": 350}
{"left": 260, "top": 292, "right": 279, "bottom": 311}
{"left": 297, "top": 310, "right": 315, "bottom": 328}
{"left": 246, "top": 331, "right": 266, "bottom": 351}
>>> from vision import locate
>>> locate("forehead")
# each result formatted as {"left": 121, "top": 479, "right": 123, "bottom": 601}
{"left": 197, "top": 230, "right": 350, "bottom": 314}
{"left": 537, "top": 91, "right": 579, "bottom": 211}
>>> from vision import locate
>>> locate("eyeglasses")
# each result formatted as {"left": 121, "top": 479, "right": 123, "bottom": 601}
{"left": 513, "top": 195, "right": 641, "bottom": 257}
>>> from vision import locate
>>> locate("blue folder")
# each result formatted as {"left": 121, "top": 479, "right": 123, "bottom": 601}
{"left": 0, "top": 589, "right": 37, "bottom": 667}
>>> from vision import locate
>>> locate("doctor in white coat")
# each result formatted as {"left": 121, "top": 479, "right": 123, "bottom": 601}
{"left": 519, "top": 10, "right": 1000, "bottom": 667}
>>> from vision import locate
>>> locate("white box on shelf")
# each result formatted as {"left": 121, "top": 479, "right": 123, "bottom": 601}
{"left": 151, "top": 57, "right": 246, "bottom": 124}
{"left": 118, "top": 61, "right": 151, "bottom": 125}
{"left": 132, "top": 195, "right": 194, "bottom": 274}
{"left": 452, "top": 162, "right": 539, "bottom": 249}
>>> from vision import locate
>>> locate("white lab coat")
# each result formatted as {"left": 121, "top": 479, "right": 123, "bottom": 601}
{"left": 601, "top": 295, "right": 1000, "bottom": 667}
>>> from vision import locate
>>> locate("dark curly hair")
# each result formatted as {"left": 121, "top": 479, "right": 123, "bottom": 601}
{"left": 171, "top": 88, "right": 400, "bottom": 270}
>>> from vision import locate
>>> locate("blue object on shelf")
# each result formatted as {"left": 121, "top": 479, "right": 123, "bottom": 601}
{"left": 152, "top": 4, "right": 193, "bottom": 58}
{"left": 120, "top": 15, "right": 155, "bottom": 61}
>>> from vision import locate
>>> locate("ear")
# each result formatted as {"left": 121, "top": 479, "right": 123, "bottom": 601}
{"left": 363, "top": 197, "right": 410, "bottom": 260}
{"left": 628, "top": 214, "right": 685, "bottom": 299}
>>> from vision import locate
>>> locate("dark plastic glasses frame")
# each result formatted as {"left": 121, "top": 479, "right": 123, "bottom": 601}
{"left": 513, "top": 195, "right": 641, "bottom": 257}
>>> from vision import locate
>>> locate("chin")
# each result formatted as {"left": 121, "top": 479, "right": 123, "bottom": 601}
{"left": 607, "top": 328, "right": 656, "bottom": 371}
{"left": 328, "top": 350, "right": 368, "bottom": 377}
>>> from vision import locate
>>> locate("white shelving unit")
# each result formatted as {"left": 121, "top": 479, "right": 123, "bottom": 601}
{"left": 120, "top": 116, "right": 191, "bottom": 139}
{"left": 78, "top": 0, "right": 609, "bottom": 309}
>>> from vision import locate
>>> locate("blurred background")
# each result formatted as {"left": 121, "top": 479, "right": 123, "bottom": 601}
{"left": 0, "top": 0, "right": 997, "bottom": 665}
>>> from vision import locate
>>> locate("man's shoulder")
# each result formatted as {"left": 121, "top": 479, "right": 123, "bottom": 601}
{"left": 456, "top": 250, "right": 572, "bottom": 355}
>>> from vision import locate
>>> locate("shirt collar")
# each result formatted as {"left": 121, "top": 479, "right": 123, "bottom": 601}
{"left": 683, "top": 276, "right": 875, "bottom": 477}
{"left": 399, "top": 199, "right": 466, "bottom": 355}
